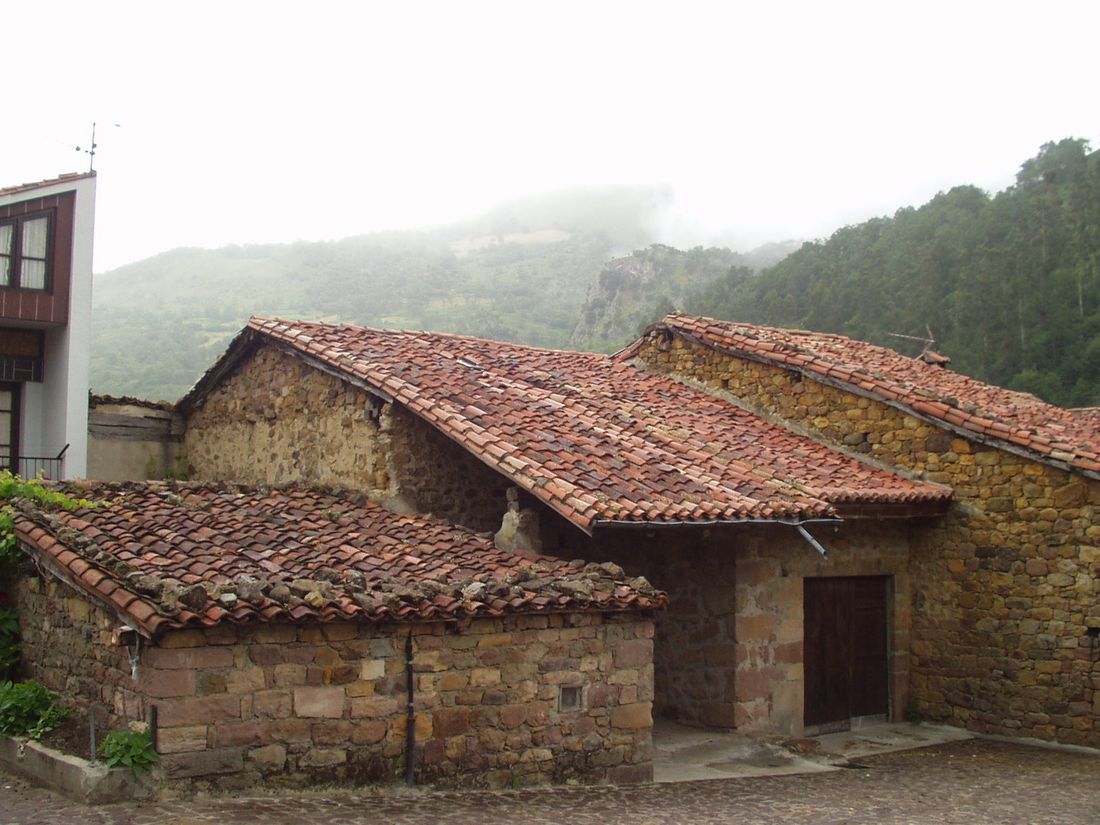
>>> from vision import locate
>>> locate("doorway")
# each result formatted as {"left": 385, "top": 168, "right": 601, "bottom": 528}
{"left": 803, "top": 576, "right": 889, "bottom": 731}
{"left": 0, "top": 383, "right": 18, "bottom": 473}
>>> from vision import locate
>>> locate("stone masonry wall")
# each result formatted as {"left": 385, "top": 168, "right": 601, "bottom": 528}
{"left": 533, "top": 508, "right": 911, "bottom": 735}
{"left": 183, "top": 344, "right": 512, "bottom": 532}
{"left": 143, "top": 611, "right": 654, "bottom": 792}
{"left": 635, "top": 333, "right": 1100, "bottom": 745}
{"left": 13, "top": 564, "right": 654, "bottom": 791}
{"left": 13, "top": 569, "right": 145, "bottom": 731}
{"left": 548, "top": 527, "right": 741, "bottom": 729}
{"left": 733, "top": 521, "right": 911, "bottom": 736}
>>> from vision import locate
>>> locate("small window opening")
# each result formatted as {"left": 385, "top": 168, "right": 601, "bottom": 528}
{"left": 559, "top": 685, "right": 583, "bottom": 713}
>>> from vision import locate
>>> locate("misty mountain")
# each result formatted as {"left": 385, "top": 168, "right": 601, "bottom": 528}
{"left": 91, "top": 186, "right": 674, "bottom": 400}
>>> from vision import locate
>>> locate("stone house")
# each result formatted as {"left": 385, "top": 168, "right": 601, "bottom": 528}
{"left": 621, "top": 312, "right": 1100, "bottom": 747}
{"left": 10, "top": 481, "right": 661, "bottom": 791}
{"left": 175, "top": 317, "right": 952, "bottom": 738}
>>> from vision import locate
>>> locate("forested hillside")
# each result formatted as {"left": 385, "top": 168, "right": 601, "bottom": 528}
{"left": 687, "top": 139, "right": 1100, "bottom": 407}
{"left": 91, "top": 187, "right": 668, "bottom": 400}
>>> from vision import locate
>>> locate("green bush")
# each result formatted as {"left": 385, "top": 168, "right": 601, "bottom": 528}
{"left": 0, "top": 606, "right": 18, "bottom": 677}
{"left": 0, "top": 680, "right": 69, "bottom": 739}
{"left": 99, "top": 728, "right": 158, "bottom": 776}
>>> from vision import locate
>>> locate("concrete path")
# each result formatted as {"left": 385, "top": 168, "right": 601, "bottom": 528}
{"left": 1, "top": 737, "right": 1099, "bottom": 824}
{"left": 653, "top": 719, "right": 974, "bottom": 781}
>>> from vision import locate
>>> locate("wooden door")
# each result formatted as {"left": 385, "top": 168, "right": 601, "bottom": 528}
{"left": 804, "top": 576, "right": 889, "bottom": 729}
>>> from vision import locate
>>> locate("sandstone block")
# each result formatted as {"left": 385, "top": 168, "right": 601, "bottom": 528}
{"left": 294, "top": 686, "right": 345, "bottom": 718}
{"left": 139, "top": 668, "right": 196, "bottom": 698}
{"left": 253, "top": 689, "right": 292, "bottom": 718}
{"left": 215, "top": 720, "right": 271, "bottom": 747}
{"left": 350, "top": 696, "right": 400, "bottom": 718}
{"left": 351, "top": 720, "right": 388, "bottom": 745}
{"left": 248, "top": 743, "right": 287, "bottom": 770}
{"left": 346, "top": 681, "right": 376, "bottom": 698}
{"left": 360, "top": 659, "right": 386, "bottom": 680}
{"left": 162, "top": 747, "right": 245, "bottom": 778}
{"left": 470, "top": 668, "right": 501, "bottom": 687}
{"left": 227, "top": 667, "right": 268, "bottom": 694}
{"left": 612, "top": 640, "right": 652, "bottom": 668}
{"left": 144, "top": 646, "right": 234, "bottom": 670}
{"left": 611, "top": 702, "right": 652, "bottom": 730}
{"left": 300, "top": 748, "right": 347, "bottom": 767}
{"left": 157, "top": 724, "right": 208, "bottom": 754}
{"left": 159, "top": 629, "right": 206, "bottom": 649}
{"left": 433, "top": 707, "right": 470, "bottom": 738}
{"left": 158, "top": 694, "right": 242, "bottom": 727}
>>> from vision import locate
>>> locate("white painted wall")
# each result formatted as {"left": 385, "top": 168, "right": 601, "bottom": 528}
{"left": 0, "top": 174, "right": 96, "bottom": 479}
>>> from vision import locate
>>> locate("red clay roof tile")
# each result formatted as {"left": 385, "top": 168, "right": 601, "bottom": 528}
{"left": 646, "top": 313, "right": 1100, "bottom": 479}
{"left": 13, "top": 482, "right": 665, "bottom": 639}
{"left": 181, "top": 318, "right": 950, "bottom": 533}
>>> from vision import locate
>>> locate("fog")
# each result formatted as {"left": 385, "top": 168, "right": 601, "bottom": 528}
{"left": 4, "top": 0, "right": 1099, "bottom": 271}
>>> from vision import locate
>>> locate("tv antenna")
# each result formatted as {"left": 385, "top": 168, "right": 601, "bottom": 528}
{"left": 75, "top": 122, "right": 120, "bottom": 172}
{"left": 887, "top": 325, "right": 950, "bottom": 365}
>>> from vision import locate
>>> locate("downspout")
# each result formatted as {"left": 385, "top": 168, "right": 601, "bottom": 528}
{"left": 404, "top": 629, "right": 416, "bottom": 787}
{"left": 796, "top": 523, "right": 829, "bottom": 559}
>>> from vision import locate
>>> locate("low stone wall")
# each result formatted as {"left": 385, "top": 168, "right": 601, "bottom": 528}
{"left": 634, "top": 332, "right": 1100, "bottom": 745}
{"left": 11, "top": 565, "right": 655, "bottom": 793}
{"left": 183, "top": 343, "right": 512, "bottom": 533}
{"left": 145, "top": 613, "right": 654, "bottom": 792}
{"left": 13, "top": 571, "right": 142, "bottom": 728}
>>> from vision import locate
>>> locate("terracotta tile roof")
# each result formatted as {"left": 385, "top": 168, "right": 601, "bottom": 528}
{"left": 14, "top": 482, "right": 665, "bottom": 639}
{"left": 643, "top": 313, "right": 1100, "bottom": 479}
{"left": 181, "top": 318, "right": 951, "bottom": 533}
{"left": 0, "top": 172, "right": 95, "bottom": 199}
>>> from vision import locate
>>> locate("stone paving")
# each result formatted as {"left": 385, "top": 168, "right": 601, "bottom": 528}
{"left": 1, "top": 738, "right": 1098, "bottom": 824}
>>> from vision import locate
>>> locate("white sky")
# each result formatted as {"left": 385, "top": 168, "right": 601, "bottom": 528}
{"left": 4, "top": 0, "right": 1099, "bottom": 271}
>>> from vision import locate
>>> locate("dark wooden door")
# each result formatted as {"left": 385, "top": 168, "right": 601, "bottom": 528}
{"left": 804, "top": 576, "right": 889, "bottom": 728}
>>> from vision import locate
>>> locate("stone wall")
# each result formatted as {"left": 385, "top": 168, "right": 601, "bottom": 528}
{"left": 633, "top": 332, "right": 1100, "bottom": 745}
{"left": 732, "top": 521, "right": 911, "bottom": 736}
{"left": 533, "top": 506, "right": 912, "bottom": 736}
{"left": 13, "top": 569, "right": 144, "bottom": 731}
{"left": 144, "top": 612, "right": 654, "bottom": 792}
{"left": 183, "top": 343, "right": 511, "bottom": 532}
{"left": 12, "top": 563, "right": 654, "bottom": 792}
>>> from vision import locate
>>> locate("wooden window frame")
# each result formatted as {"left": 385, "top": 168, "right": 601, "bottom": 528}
{"left": 0, "top": 210, "right": 53, "bottom": 293}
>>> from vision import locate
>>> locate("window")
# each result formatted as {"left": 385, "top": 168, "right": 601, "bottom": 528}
{"left": 0, "top": 212, "right": 51, "bottom": 290}
{"left": 559, "top": 685, "right": 583, "bottom": 713}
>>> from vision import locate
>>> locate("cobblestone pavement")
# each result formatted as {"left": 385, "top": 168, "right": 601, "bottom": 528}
{"left": 1, "top": 739, "right": 1098, "bottom": 825}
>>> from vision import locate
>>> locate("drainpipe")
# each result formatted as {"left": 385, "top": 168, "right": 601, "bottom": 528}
{"left": 404, "top": 629, "right": 416, "bottom": 787}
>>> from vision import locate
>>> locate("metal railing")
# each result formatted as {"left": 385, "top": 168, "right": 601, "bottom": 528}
{"left": 17, "top": 444, "right": 69, "bottom": 480}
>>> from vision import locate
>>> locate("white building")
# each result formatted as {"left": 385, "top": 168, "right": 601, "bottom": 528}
{"left": 0, "top": 173, "right": 96, "bottom": 479}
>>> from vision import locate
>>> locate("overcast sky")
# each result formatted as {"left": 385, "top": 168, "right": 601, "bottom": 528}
{"left": 4, "top": 0, "right": 1099, "bottom": 272}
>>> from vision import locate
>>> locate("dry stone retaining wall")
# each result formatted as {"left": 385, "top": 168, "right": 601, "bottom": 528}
{"left": 634, "top": 333, "right": 1100, "bottom": 745}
